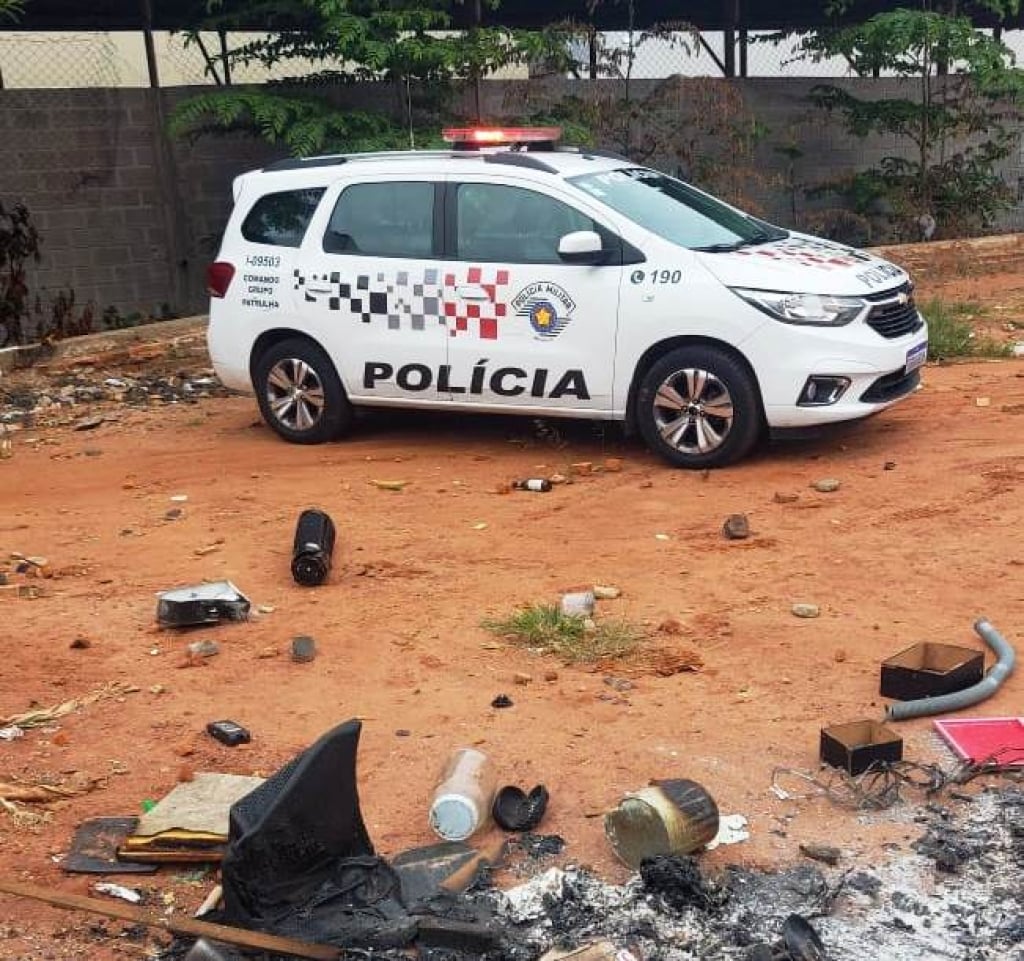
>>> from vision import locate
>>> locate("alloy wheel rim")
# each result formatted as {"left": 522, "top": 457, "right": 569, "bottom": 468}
{"left": 266, "top": 358, "right": 325, "bottom": 432}
{"left": 652, "top": 367, "right": 734, "bottom": 455}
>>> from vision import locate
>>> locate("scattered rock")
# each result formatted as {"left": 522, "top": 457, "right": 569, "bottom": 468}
{"left": 69, "top": 637, "right": 91, "bottom": 650}
{"left": 658, "top": 617, "right": 684, "bottom": 635}
{"left": 833, "top": 649, "right": 848, "bottom": 663}
{"left": 792, "top": 603, "right": 820, "bottom": 619}
{"left": 395, "top": 729, "right": 411, "bottom": 737}
{"left": 164, "top": 508, "right": 184, "bottom": 521}
{"left": 169, "top": 494, "right": 188, "bottom": 503}
{"left": 290, "top": 635, "right": 317, "bottom": 663}
{"left": 560, "top": 591, "right": 595, "bottom": 618}
{"left": 491, "top": 694, "right": 514, "bottom": 709}
{"left": 603, "top": 458, "right": 623, "bottom": 472}
{"left": 256, "top": 646, "right": 279, "bottom": 659}
{"left": 513, "top": 672, "right": 533, "bottom": 686}
{"left": 543, "top": 670, "right": 559, "bottom": 682}
{"left": 799, "top": 843, "right": 841, "bottom": 865}
{"left": 774, "top": 492, "right": 799, "bottom": 504}
{"left": 73, "top": 415, "right": 105, "bottom": 431}
{"left": 722, "top": 513, "right": 750, "bottom": 540}
{"left": 884, "top": 461, "right": 897, "bottom": 471}
{"left": 571, "top": 462, "right": 593, "bottom": 475}
{"left": 549, "top": 473, "right": 569, "bottom": 485}
{"left": 186, "top": 640, "right": 220, "bottom": 658}
{"left": 811, "top": 478, "right": 841, "bottom": 493}
{"left": 593, "top": 584, "right": 621, "bottom": 599}
{"left": 975, "top": 397, "right": 990, "bottom": 408}
{"left": 603, "top": 676, "right": 634, "bottom": 693}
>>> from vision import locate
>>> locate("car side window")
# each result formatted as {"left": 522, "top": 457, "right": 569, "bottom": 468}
{"left": 323, "top": 182, "right": 435, "bottom": 257}
{"left": 242, "top": 188, "right": 325, "bottom": 248}
{"left": 456, "top": 183, "right": 597, "bottom": 264}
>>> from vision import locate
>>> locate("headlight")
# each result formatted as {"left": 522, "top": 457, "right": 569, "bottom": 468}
{"left": 731, "top": 288, "right": 867, "bottom": 326}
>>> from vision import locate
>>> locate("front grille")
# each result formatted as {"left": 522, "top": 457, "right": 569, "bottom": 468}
{"left": 865, "top": 283, "right": 924, "bottom": 339}
{"left": 860, "top": 368, "right": 921, "bottom": 404}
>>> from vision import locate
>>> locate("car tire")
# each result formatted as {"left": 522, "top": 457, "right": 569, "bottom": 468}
{"left": 254, "top": 337, "right": 352, "bottom": 444}
{"left": 636, "top": 345, "right": 762, "bottom": 468}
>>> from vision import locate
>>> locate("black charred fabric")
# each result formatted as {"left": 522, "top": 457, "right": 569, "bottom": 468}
{"left": 639, "top": 855, "right": 728, "bottom": 911}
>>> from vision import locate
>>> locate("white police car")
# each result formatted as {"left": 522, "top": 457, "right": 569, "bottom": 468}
{"left": 206, "top": 127, "right": 927, "bottom": 468}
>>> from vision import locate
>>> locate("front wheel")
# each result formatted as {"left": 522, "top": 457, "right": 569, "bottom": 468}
{"left": 636, "top": 345, "right": 762, "bottom": 468}
{"left": 253, "top": 337, "right": 352, "bottom": 444}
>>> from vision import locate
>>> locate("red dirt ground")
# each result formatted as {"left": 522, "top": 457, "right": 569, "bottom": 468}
{"left": 0, "top": 285, "right": 1022, "bottom": 958}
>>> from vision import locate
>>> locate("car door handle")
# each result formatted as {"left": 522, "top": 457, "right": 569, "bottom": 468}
{"left": 456, "top": 285, "right": 490, "bottom": 301}
{"left": 306, "top": 284, "right": 332, "bottom": 294}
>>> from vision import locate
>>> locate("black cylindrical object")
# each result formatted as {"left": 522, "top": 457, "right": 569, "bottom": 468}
{"left": 291, "top": 508, "right": 336, "bottom": 587}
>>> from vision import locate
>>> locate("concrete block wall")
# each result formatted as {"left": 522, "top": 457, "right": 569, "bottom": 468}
{"left": 1, "top": 78, "right": 1022, "bottom": 333}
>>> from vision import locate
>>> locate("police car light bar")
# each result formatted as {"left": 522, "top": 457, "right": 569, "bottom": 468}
{"left": 441, "top": 126, "right": 562, "bottom": 145}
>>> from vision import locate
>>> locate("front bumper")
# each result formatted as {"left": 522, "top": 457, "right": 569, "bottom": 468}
{"left": 744, "top": 314, "right": 928, "bottom": 428}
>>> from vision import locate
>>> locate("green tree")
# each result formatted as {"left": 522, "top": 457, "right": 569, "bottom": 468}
{"left": 171, "top": 0, "right": 569, "bottom": 156}
{"left": 0, "top": 0, "right": 24, "bottom": 21}
{"left": 798, "top": 1, "right": 1024, "bottom": 240}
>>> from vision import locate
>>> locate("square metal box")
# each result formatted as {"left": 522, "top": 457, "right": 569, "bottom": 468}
{"left": 880, "top": 643, "right": 983, "bottom": 701}
{"left": 820, "top": 720, "right": 903, "bottom": 776}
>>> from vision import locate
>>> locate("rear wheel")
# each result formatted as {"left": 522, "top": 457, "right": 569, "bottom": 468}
{"left": 254, "top": 337, "right": 352, "bottom": 444}
{"left": 636, "top": 345, "right": 762, "bottom": 468}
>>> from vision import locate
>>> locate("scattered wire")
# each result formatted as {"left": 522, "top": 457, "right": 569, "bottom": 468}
{"left": 771, "top": 749, "right": 1023, "bottom": 811}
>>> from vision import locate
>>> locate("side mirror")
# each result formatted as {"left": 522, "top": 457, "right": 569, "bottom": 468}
{"left": 557, "top": 230, "right": 606, "bottom": 264}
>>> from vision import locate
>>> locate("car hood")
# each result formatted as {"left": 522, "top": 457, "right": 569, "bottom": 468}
{"left": 696, "top": 233, "right": 909, "bottom": 296}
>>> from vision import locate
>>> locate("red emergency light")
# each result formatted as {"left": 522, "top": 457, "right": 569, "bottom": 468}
{"left": 441, "top": 126, "right": 562, "bottom": 146}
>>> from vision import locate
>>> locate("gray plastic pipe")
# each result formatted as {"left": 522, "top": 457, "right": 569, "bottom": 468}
{"left": 886, "top": 618, "right": 1016, "bottom": 721}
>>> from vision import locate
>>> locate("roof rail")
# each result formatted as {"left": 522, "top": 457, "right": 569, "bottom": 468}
{"left": 263, "top": 156, "right": 348, "bottom": 172}
{"left": 484, "top": 152, "right": 558, "bottom": 174}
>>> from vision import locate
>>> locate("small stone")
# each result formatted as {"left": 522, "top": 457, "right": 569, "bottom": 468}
{"left": 84, "top": 448, "right": 102, "bottom": 458}
{"left": 169, "top": 494, "right": 188, "bottom": 503}
{"left": 792, "top": 603, "right": 820, "bottom": 619}
{"left": 722, "top": 513, "right": 750, "bottom": 540}
{"left": 549, "top": 473, "right": 569, "bottom": 485}
{"left": 603, "top": 676, "right": 634, "bottom": 693}
{"left": 582, "top": 618, "right": 597, "bottom": 633}
{"left": 603, "top": 458, "right": 623, "bottom": 472}
{"left": 164, "top": 508, "right": 184, "bottom": 521}
{"left": 74, "top": 416, "right": 104, "bottom": 431}
{"left": 193, "top": 544, "right": 220, "bottom": 557}
{"left": 256, "top": 646, "right": 279, "bottom": 659}
{"left": 513, "top": 672, "right": 533, "bottom": 686}
{"left": 657, "top": 617, "right": 684, "bottom": 635}
{"left": 834, "top": 649, "right": 847, "bottom": 663}
{"left": 560, "top": 591, "right": 595, "bottom": 618}
{"left": 593, "top": 585, "right": 621, "bottom": 600}
{"left": 187, "top": 639, "right": 220, "bottom": 658}
{"left": 491, "top": 694, "right": 513, "bottom": 709}
{"left": 812, "top": 478, "right": 841, "bottom": 493}
{"left": 257, "top": 604, "right": 275, "bottom": 614}
{"left": 69, "top": 637, "right": 91, "bottom": 650}
{"left": 799, "top": 843, "right": 842, "bottom": 865}
{"left": 395, "top": 729, "right": 411, "bottom": 737}
{"left": 975, "top": 397, "right": 990, "bottom": 408}
{"left": 149, "top": 685, "right": 166, "bottom": 695}
{"left": 543, "top": 670, "right": 559, "bottom": 682}
{"left": 571, "top": 462, "right": 593, "bottom": 474}
{"left": 654, "top": 533, "right": 670, "bottom": 541}
{"left": 883, "top": 461, "right": 897, "bottom": 471}
{"left": 774, "top": 492, "right": 799, "bottom": 504}
{"left": 290, "top": 635, "right": 317, "bottom": 663}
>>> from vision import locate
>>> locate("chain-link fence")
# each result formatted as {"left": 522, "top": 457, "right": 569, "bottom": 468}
{"left": 5, "top": 28, "right": 1024, "bottom": 89}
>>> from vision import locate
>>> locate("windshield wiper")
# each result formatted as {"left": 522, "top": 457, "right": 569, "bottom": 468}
{"left": 692, "top": 241, "right": 747, "bottom": 252}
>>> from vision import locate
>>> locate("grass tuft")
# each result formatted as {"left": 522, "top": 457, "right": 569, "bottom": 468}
{"left": 921, "top": 299, "right": 1012, "bottom": 361}
{"left": 483, "top": 603, "right": 644, "bottom": 664}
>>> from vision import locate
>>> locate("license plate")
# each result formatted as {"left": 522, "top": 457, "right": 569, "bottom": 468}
{"left": 905, "top": 341, "right": 928, "bottom": 373}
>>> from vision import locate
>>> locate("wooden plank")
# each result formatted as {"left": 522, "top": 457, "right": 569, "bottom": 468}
{"left": 0, "top": 879, "right": 339, "bottom": 960}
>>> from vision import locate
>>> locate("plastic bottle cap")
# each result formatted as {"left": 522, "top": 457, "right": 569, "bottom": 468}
{"left": 429, "top": 794, "right": 479, "bottom": 841}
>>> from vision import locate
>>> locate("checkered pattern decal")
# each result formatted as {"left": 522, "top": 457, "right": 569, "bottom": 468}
{"left": 294, "top": 266, "right": 511, "bottom": 340}
{"left": 733, "top": 238, "right": 871, "bottom": 269}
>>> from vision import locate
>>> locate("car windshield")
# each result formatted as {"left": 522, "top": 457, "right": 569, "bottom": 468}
{"left": 569, "top": 167, "right": 788, "bottom": 251}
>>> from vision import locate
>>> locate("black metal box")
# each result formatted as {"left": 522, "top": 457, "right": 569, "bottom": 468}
{"left": 880, "top": 643, "right": 984, "bottom": 702}
{"left": 820, "top": 720, "right": 903, "bottom": 776}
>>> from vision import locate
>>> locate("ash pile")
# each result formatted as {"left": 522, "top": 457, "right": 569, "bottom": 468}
{"left": 490, "top": 787, "right": 1021, "bottom": 960}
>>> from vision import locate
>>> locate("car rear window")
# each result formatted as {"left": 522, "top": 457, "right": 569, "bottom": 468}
{"left": 242, "top": 188, "right": 326, "bottom": 247}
